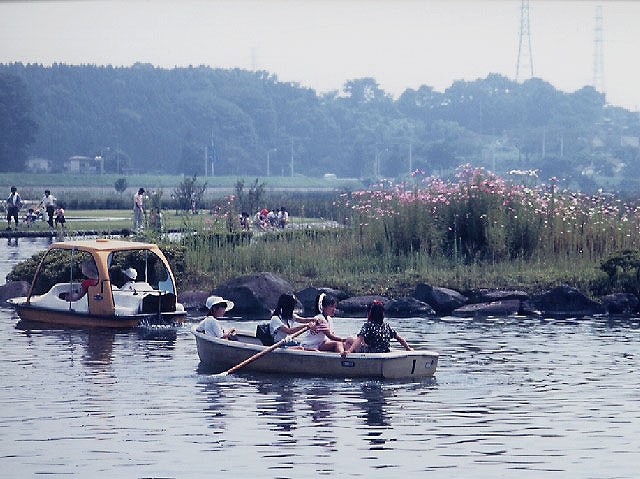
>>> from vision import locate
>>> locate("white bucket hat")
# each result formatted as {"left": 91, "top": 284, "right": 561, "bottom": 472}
{"left": 205, "top": 295, "right": 234, "bottom": 311}
{"left": 123, "top": 267, "right": 138, "bottom": 280}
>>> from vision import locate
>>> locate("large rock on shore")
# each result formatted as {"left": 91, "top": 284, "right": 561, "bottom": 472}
{"left": 212, "top": 272, "right": 294, "bottom": 317}
{"left": 0, "top": 281, "right": 30, "bottom": 304}
{"left": 530, "top": 285, "right": 606, "bottom": 317}
{"left": 337, "top": 295, "right": 388, "bottom": 316}
{"left": 601, "top": 293, "right": 639, "bottom": 315}
{"left": 413, "top": 283, "right": 467, "bottom": 316}
{"left": 452, "top": 299, "right": 522, "bottom": 318}
{"left": 177, "top": 290, "right": 210, "bottom": 311}
{"left": 464, "top": 288, "right": 529, "bottom": 304}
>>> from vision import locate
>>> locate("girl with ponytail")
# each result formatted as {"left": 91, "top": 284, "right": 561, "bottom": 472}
{"left": 299, "top": 293, "right": 345, "bottom": 353}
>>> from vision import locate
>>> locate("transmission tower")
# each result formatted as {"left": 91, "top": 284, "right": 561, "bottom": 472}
{"left": 593, "top": 5, "right": 605, "bottom": 96}
{"left": 516, "top": 0, "right": 534, "bottom": 82}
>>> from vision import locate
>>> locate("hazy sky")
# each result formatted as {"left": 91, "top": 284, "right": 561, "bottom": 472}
{"left": 1, "top": 0, "right": 639, "bottom": 110}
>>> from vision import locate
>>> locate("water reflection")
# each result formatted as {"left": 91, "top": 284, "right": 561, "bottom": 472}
{"left": 358, "top": 382, "right": 390, "bottom": 427}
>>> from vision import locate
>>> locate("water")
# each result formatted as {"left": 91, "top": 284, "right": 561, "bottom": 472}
{"left": 2, "top": 239, "right": 640, "bottom": 478}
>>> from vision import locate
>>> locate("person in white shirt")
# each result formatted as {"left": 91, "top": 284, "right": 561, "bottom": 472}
{"left": 39, "top": 189, "right": 56, "bottom": 228}
{"left": 195, "top": 295, "right": 237, "bottom": 339}
{"left": 133, "top": 187, "right": 145, "bottom": 232}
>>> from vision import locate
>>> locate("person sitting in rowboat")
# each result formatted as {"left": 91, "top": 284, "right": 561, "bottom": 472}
{"left": 61, "top": 259, "right": 99, "bottom": 302}
{"left": 341, "top": 300, "right": 413, "bottom": 356}
{"left": 195, "top": 295, "right": 237, "bottom": 340}
{"left": 299, "top": 293, "right": 348, "bottom": 353}
{"left": 269, "top": 293, "right": 312, "bottom": 349}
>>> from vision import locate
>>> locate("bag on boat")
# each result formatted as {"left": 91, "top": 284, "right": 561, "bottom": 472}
{"left": 255, "top": 323, "right": 274, "bottom": 346}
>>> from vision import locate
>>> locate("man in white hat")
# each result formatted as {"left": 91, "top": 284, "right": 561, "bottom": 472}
{"left": 121, "top": 267, "right": 138, "bottom": 292}
{"left": 195, "top": 295, "right": 236, "bottom": 339}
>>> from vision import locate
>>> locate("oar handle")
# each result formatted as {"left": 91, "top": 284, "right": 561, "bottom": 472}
{"left": 220, "top": 324, "right": 310, "bottom": 376}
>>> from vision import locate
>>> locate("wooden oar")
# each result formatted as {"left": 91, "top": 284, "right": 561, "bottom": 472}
{"left": 216, "top": 324, "right": 310, "bottom": 377}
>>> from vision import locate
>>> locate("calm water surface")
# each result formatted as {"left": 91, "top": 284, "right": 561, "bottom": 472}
{"left": 1, "top": 238, "right": 640, "bottom": 478}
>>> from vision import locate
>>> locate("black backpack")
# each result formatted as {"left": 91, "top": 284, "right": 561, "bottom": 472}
{"left": 255, "top": 323, "right": 274, "bottom": 346}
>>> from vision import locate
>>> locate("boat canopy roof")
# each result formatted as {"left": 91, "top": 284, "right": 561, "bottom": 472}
{"left": 47, "top": 239, "right": 161, "bottom": 254}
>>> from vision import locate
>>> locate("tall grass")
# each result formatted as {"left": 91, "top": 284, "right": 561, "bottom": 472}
{"left": 176, "top": 166, "right": 639, "bottom": 297}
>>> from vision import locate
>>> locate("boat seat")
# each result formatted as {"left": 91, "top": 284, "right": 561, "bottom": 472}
{"left": 30, "top": 282, "right": 89, "bottom": 312}
{"left": 112, "top": 289, "right": 146, "bottom": 314}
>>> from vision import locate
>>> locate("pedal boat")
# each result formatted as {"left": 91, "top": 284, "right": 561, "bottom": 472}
{"left": 10, "top": 239, "right": 186, "bottom": 328}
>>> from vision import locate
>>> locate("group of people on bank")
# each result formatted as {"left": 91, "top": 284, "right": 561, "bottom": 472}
{"left": 196, "top": 292, "right": 413, "bottom": 356}
{"left": 247, "top": 206, "right": 289, "bottom": 231}
{"left": 5, "top": 186, "right": 65, "bottom": 230}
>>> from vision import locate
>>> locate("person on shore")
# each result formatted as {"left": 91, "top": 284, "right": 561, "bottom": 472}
{"left": 39, "top": 189, "right": 56, "bottom": 228}
{"left": 195, "top": 295, "right": 237, "bottom": 340}
{"left": 341, "top": 300, "right": 413, "bottom": 357}
{"left": 299, "top": 293, "right": 345, "bottom": 353}
{"left": 6, "top": 186, "right": 22, "bottom": 230}
{"left": 61, "top": 259, "right": 99, "bottom": 302}
{"left": 133, "top": 187, "right": 145, "bottom": 232}
{"left": 269, "top": 293, "right": 312, "bottom": 349}
{"left": 24, "top": 208, "right": 38, "bottom": 227}
{"left": 54, "top": 205, "right": 66, "bottom": 228}
{"left": 278, "top": 206, "right": 288, "bottom": 228}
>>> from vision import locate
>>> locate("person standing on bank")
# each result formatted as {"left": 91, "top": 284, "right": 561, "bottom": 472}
{"left": 6, "top": 186, "right": 22, "bottom": 230}
{"left": 133, "top": 187, "right": 145, "bottom": 232}
{"left": 39, "top": 189, "right": 56, "bottom": 228}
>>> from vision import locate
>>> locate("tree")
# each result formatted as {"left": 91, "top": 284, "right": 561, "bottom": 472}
{"left": 173, "top": 175, "right": 207, "bottom": 214}
{"left": 114, "top": 178, "right": 128, "bottom": 199}
{"left": 0, "top": 73, "right": 38, "bottom": 171}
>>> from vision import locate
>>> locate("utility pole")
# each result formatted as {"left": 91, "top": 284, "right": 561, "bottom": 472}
{"left": 290, "top": 138, "right": 294, "bottom": 177}
{"left": 516, "top": 0, "right": 534, "bottom": 82}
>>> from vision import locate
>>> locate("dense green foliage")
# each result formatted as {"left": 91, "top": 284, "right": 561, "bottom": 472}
{"left": 0, "top": 73, "right": 38, "bottom": 171}
{"left": 2, "top": 63, "right": 639, "bottom": 191}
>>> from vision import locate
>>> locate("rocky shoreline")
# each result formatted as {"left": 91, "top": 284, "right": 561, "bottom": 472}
{"left": 176, "top": 272, "right": 638, "bottom": 319}
{"left": 2, "top": 271, "right": 637, "bottom": 319}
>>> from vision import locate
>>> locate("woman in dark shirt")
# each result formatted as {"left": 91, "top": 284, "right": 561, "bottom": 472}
{"left": 342, "top": 300, "right": 413, "bottom": 355}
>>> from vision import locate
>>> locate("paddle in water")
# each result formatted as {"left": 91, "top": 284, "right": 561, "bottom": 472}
{"left": 215, "top": 324, "right": 310, "bottom": 377}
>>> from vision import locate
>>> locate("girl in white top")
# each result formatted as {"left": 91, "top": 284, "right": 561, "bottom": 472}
{"left": 299, "top": 293, "right": 345, "bottom": 353}
{"left": 269, "top": 293, "right": 309, "bottom": 348}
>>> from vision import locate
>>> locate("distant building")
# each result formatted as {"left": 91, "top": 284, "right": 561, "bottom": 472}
{"left": 64, "top": 155, "right": 101, "bottom": 174}
{"left": 26, "top": 157, "right": 50, "bottom": 173}
{"left": 621, "top": 136, "right": 640, "bottom": 148}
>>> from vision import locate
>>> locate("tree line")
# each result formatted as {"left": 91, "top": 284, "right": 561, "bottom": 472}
{"left": 1, "top": 62, "right": 639, "bottom": 192}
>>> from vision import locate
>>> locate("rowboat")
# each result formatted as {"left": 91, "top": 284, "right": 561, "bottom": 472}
{"left": 10, "top": 239, "right": 186, "bottom": 328}
{"left": 193, "top": 327, "right": 439, "bottom": 379}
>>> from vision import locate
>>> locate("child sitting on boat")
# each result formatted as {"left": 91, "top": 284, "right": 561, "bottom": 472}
{"left": 341, "top": 300, "right": 413, "bottom": 356}
{"left": 269, "top": 293, "right": 312, "bottom": 349}
{"left": 195, "top": 295, "right": 237, "bottom": 340}
{"left": 299, "top": 293, "right": 348, "bottom": 353}
{"left": 61, "top": 259, "right": 99, "bottom": 302}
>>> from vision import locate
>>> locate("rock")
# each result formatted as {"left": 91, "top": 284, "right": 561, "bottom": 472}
{"left": 530, "top": 285, "right": 606, "bottom": 317}
{"left": 464, "top": 288, "right": 529, "bottom": 304}
{"left": 451, "top": 299, "right": 521, "bottom": 318}
{"left": 337, "top": 295, "right": 388, "bottom": 317}
{"left": 212, "top": 272, "right": 294, "bottom": 317}
{"left": 413, "top": 283, "right": 467, "bottom": 316}
{"left": 295, "top": 286, "right": 349, "bottom": 316}
{"left": 601, "top": 293, "right": 639, "bottom": 315}
{"left": 385, "top": 297, "right": 436, "bottom": 318}
{"left": 0, "top": 281, "right": 30, "bottom": 304}
{"left": 177, "top": 290, "right": 210, "bottom": 311}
